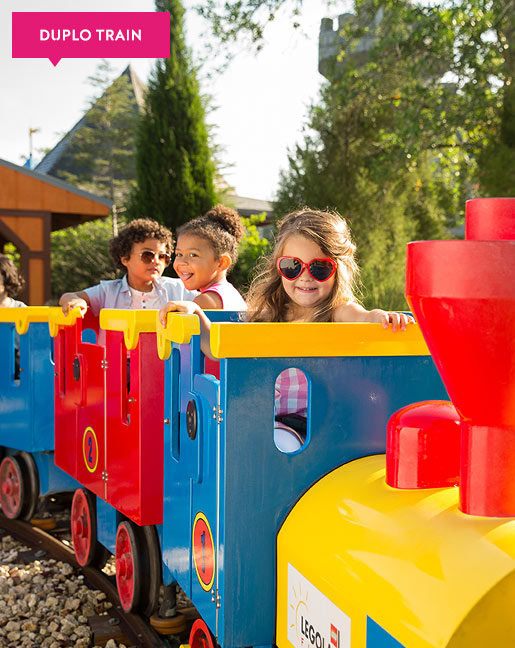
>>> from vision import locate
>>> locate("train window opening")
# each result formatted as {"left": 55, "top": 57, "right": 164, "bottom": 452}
{"left": 81, "top": 328, "right": 97, "bottom": 344}
{"left": 274, "top": 368, "right": 310, "bottom": 454}
{"left": 171, "top": 347, "right": 181, "bottom": 461}
{"left": 13, "top": 326, "right": 21, "bottom": 385}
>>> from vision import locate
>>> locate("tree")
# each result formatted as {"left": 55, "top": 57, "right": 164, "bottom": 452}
{"left": 128, "top": 0, "right": 216, "bottom": 229}
{"left": 57, "top": 61, "right": 139, "bottom": 234}
{"left": 50, "top": 218, "right": 123, "bottom": 302}
{"left": 274, "top": 0, "right": 484, "bottom": 308}
{"left": 200, "top": 0, "right": 514, "bottom": 196}
{"left": 229, "top": 214, "right": 272, "bottom": 291}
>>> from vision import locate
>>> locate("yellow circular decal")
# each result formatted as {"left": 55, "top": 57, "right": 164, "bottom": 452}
{"left": 82, "top": 426, "right": 99, "bottom": 473}
{"left": 192, "top": 512, "right": 215, "bottom": 591}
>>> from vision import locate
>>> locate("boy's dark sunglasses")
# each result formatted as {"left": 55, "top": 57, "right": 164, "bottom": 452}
{"left": 138, "top": 251, "right": 171, "bottom": 266}
{"left": 277, "top": 256, "right": 337, "bottom": 282}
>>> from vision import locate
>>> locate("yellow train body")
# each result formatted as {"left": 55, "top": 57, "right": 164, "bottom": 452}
{"left": 277, "top": 455, "right": 515, "bottom": 648}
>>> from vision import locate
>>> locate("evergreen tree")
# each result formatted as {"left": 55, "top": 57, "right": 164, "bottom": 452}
{"left": 57, "top": 61, "right": 139, "bottom": 234}
{"left": 128, "top": 0, "right": 216, "bottom": 228}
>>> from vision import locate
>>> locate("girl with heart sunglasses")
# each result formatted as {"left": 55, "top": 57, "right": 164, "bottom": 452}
{"left": 246, "top": 208, "right": 413, "bottom": 329}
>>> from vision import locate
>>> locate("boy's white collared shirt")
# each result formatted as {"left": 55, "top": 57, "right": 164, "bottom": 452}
{"left": 83, "top": 275, "right": 198, "bottom": 316}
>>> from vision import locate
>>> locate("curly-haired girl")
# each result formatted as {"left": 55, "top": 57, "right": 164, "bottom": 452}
{"left": 162, "top": 204, "right": 246, "bottom": 313}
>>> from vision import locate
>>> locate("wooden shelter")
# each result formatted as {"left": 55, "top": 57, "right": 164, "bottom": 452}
{"left": 0, "top": 158, "right": 111, "bottom": 305}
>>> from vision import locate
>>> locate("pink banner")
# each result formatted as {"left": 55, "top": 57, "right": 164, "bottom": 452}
{"left": 12, "top": 12, "right": 171, "bottom": 66}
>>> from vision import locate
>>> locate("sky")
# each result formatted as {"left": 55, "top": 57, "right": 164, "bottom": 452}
{"left": 1, "top": 0, "right": 350, "bottom": 202}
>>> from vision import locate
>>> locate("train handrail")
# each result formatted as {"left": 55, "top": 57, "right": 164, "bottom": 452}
{"left": 156, "top": 312, "right": 201, "bottom": 359}
{"left": 209, "top": 321, "right": 431, "bottom": 358}
{"left": 0, "top": 306, "right": 81, "bottom": 335}
{"left": 99, "top": 308, "right": 159, "bottom": 350}
{"left": 47, "top": 307, "right": 84, "bottom": 337}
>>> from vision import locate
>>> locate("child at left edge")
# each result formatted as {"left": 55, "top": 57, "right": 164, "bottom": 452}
{"left": 0, "top": 255, "right": 27, "bottom": 308}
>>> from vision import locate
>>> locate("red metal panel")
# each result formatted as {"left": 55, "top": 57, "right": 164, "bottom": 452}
{"left": 54, "top": 313, "right": 106, "bottom": 499}
{"left": 104, "top": 330, "right": 164, "bottom": 526}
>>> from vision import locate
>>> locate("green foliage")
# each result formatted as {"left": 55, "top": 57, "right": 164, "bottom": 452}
{"left": 196, "top": 0, "right": 306, "bottom": 47}
{"left": 50, "top": 218, "right": 123, "bottom": 302}
{"left": 272, "top": 0, "right": 514, "bottom": 309}
{"left": 57, "top": 60, "right": 138, "bottom": 207}
{"left": 229, "top": 214, "right": 272, "bottom": 291}
{"left": 2, "top": 242, "right": 21, "bottom": 268}
{"left": 128, "top": 0, "right": 216, "bottom": 229}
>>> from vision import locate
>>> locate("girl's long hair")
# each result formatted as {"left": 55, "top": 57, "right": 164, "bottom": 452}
{"left": 246, "top": 209, "right": 359, "bottom": 322}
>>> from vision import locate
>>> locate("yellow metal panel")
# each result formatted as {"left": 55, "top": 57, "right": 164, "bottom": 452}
{"left": 0, "top": 306, "right": 50, "bottom": 334}
{"left": 277, "top": 455, "right": 515, "bottom": 648}
{"left": 47, "top": 306, "right": 83, "bottom": 337}
{"left": 155, "top": 313, "right": 201, "bottom": 359}
{"left": 210, "top": 322, "right": 429, "bottom": 358}
{"left": 99, "top": 308, "right": 159, "bottom": 350}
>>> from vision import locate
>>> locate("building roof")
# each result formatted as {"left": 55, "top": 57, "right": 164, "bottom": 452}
{"left": 0, "top": 157, "right": 111, "bottom": 229}
{"left": 227, "top": 193, "right": 274, "bottom": 222}
{"left": 35, "top": 64, "right": 145, "bottom": 177}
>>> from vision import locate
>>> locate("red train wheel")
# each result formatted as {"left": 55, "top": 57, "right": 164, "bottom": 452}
{"left": 115, "top": 520, "right": 142, "bottom": 613}
{"left": 71, "top": 488, "right": 108, "bottom": 568}
{"left": 0, "top": 453, "right": 39, "bottom": 521}
{"left": 189, "top": 619, "right": 215, "bottom": 648}
{"left": 0, "top": 456, "right": 24, "bottom": 519}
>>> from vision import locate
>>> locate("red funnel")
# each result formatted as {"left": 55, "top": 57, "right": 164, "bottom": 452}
{"left": 406, "top": 238, "right": 515, "bottom": 516}
{"left": 466, "top": 198, "right": 515, "bottom": 240}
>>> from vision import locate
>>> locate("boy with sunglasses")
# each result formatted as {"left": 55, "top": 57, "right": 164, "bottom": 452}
{"left": 60, "top": 218, "right": 197, "bottom": 316}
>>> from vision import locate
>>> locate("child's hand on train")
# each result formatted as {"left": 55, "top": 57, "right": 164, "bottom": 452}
{"left": 159, "top": 300, "right": 201, "bottom": 327}
{"left": 60, "top": 296, "right": 88, "bottom": 316}
{"left": 365, "top": 309, "right": 415, "bottom": 331}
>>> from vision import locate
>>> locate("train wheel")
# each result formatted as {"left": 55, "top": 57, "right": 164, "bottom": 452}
{"left": 71, "top": 488, "right": 109, "bottom": 568}
{"left": 115, "top": 520, "right": 142, "bottom": 613}
{"left": 189, "top": 619, "right": 215, "bottom": 648}
{"left": 140, "top": 525, "right": 162, "bottom": 617}
{"left": 18, "top": 452, "right": 39, "bottom": 521}
{"left": 0, "top": 453, "right": 39, "bottom": 520}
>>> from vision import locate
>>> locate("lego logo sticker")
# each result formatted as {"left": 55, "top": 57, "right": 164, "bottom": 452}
{"left": 287, "top": 563, "right": 351, "bottom": 648}
{"left": 12, "top": 12, "right": 170, "bottom": 66}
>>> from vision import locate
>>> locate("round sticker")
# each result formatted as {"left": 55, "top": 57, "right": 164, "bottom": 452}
{"left": 192, "top": 512, "right": 215, "bottom": 591}
{"left": 82, "top": 426, "right": 98, "bottom": 473}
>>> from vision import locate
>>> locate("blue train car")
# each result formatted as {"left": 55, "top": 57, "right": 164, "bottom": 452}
{"left": 0, "top": 307, "right": 78, "bottom": 520}
{"left": 155, "top": 317, "right": 447, "bottom": 648}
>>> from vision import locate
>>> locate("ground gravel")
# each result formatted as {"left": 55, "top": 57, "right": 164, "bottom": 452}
{"left": 0, "top": 533, "right": 128, "bottom": 648}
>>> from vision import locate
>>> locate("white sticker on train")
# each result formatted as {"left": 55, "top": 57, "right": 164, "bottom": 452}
{"left": 287, "top": 563, "right": 351, "bottom": 648}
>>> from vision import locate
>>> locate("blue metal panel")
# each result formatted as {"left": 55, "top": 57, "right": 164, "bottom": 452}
{"left": 0, "top": 322, "right": 54, "bottom": 452}
{"left": 366, "top": 618, "right": 405, "bottom": 648}
{"left": 162, "top": 318, "right": 445, "bottom": 648}
{"left": 32, "top": 451, "right": 78, "bottom": 496}
{"left": 0, "top": 322, "right": 78, "bottom": 496}
{"left": 96, "top": 496, "right": 119, "bottom": 555}
{"left": 219, "top": 354, "right": 447, "bottom": 648}
{"left": 161, "top": 313, "right": 239, "bottom": 596}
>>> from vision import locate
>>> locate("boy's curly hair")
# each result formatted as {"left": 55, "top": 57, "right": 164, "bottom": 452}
{"left": 0, "top": 255, "right": 25, "bottom": 298}
{"left": 176, "top": 205, "right": 245, "bottom": 269}
{"left": 109, "top": 219, "right": 174, "bottom": 273}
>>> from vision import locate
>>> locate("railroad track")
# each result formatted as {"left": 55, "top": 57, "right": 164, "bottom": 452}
{"left": 0, "top": 514, "right": 170, "bottom": 648}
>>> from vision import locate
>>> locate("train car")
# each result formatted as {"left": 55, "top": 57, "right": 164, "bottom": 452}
{"left": 48, "top": 307, "right": 240, "bottom": 603}
{"left": 48, "top": 302, "right": 448, "bottom": 640}
{"left": 0, "top": 306, "right": 79, "bottom": 520}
